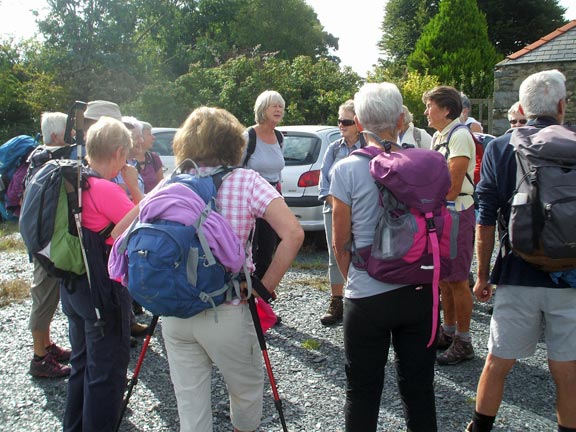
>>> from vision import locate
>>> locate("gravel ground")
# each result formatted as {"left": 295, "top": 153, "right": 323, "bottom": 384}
{"left": 0, "top": 234, "right": 559, "bottom": 431}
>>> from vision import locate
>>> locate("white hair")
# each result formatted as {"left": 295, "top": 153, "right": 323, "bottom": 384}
{"left": 254, "top": 90, "right": 285, "bottom": 124}
{"left": 354, "top": 83, "right": 403, "bottom": 134}
{"left": 519, "top": 69, "right": 566, "bottom": 118}
{"left": 41, "top": 112, "right": 67, "bottom": 145}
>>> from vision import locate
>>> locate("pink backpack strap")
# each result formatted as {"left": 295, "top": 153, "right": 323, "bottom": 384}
{"left": 425, "top": 211, "right": 440, "bottom": 348}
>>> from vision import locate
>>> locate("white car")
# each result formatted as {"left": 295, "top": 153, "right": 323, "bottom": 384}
{"left": 151, "top": 125, "right": 342, "bottom": 232}
{"left": 150, "top": 127, "right": 178, "bottom": 174}
{"left": 278, "top": 125, "right": 341, "bottom": 232}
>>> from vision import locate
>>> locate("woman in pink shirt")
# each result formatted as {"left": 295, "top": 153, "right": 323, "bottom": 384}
{"left": 60, "top": 117, "right": 141, "bottom": 432}
{"left": 162, "top": 106, "right": 303, "bottom": 432}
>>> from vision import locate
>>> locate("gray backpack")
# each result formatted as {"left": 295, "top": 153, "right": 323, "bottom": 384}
{"left": 505, "top": 125, "right": 576, "bottom": 272}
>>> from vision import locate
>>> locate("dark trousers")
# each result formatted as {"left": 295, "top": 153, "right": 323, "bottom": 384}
{"left": 60, "top": 276, "right": 131, "bottom": 432}
{"left": 343, "top": 285, "right": 438, "bottom": 432}
{"left": 251, "top": 217, "right": 279, "bottom": 280}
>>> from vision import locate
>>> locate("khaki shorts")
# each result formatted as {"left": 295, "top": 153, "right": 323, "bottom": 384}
{"left": 29, "top": 258, "right": 61, "bottom": 331}
{"left": 489, "top": 285, "right": 576, "bottom": 361}
{"left": 162, "top": 302, "right": 263, "bottom": 432}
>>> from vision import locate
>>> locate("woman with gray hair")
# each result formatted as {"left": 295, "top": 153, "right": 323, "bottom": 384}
{"left": 398, "top": 105, "right": 433, "bottom": 149}
{"left": 242, "top": 90, "right": 286, "bottom": 282}
{"left": 318, "top": 99, "right": 363, "bottom": 325}
{"left": 331, "top": 83, "right": 438, "bottom": 431}
{"left": 507, "top": 101, "right": 527, "bottom": 128}
{"left": 60, "top": 116, "right": 143, "bottom": 431}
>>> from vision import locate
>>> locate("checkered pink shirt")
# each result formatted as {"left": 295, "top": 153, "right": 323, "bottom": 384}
{"left": 198, "top": 167, "right": 282, "bottom": 271}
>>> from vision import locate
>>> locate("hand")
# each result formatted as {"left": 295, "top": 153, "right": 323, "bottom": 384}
{"left": 473, "top": 279, "right": 493, "bottom": 302}
{"left": 120, "top": 164, "right": 139, "bottom": 188}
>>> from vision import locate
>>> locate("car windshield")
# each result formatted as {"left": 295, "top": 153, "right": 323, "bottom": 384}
{"left": 152, "top": 131, "right": 175, "bottom": 156}
{"left": 283, "top": 135, "right": 321, "bottom": 165}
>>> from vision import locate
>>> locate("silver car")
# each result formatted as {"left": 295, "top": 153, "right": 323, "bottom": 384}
{"left": 278, "top": 125, "right": 341, "bottom": 232}
{"left": 151, "top": 125, "right": 341, "bottom": 233}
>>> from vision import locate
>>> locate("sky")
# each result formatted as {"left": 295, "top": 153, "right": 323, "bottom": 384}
{"left": 1, "top": 0, "right": 576, "bottom": 77}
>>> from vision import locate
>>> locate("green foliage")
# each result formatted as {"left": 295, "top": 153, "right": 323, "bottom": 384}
{"left": 401, "top": 71, "right": 440, "bottom": 128}
{"left": 301, "top": 338, "right": 321, "bottom": 351}
{"left": 128, "top": 54, "right": 363, "bottom": 128}
{"left": 478, "top": 0, "right": 567, "bottom": 56}
{"left": 379, "top": 0, "right": 439, "bottom": 64}
{"left": 407, "top": 0, "right": 501, "bottom": 97}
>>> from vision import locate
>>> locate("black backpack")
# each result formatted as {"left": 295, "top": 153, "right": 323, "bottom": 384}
{"left": 501, "top": 125, "right": 576, "bottom": 272}
{"left": 242, "top": 127, "right": 284, "bottom": 167}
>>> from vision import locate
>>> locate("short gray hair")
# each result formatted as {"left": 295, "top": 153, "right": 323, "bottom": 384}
{"left": 507, "top": 101, "right": 523, "bottom": 118}
{"left": 339, "top": 99, "right": 355, "bottom": 115}
{"left": 519, "top": 69, "right": 566, "bottom": 118}
{"left": 460, "top": 93, "right": 471, "bottom": 110}
{"left": 41, "top": 112, "right": 67, "bottom": 145}
{"left": 254, "top": 90, "right": 285, "bottom": 124}
{"left": 402, "top": 105, "right": 413, "bottom": 125}
{"left": 354, "top": 83, "right": 403, "bottom": 134}
{"left": 140, "top": 121, "right": 152, "bottom": 132}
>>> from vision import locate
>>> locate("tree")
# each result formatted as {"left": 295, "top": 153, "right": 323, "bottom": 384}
{"left": 37, "top": 0, "right": 142, "bottom": 103}
{"left": 478, "top": 0, "right": 567, "bottom": 56}
{"left": 407, "top": 0, "right": 501, "bottom": 97}
{"left": 379, "top": 0, "right": 439, "bottom": 64}
{"left": 127, "top": 54, "right": 362, "bottom": 127}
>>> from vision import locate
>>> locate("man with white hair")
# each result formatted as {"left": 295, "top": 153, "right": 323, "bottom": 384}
{"left": 28, "top": 112, "right": 72, "bottom": 378}
{"left": 467, "top": 69, "right": 576, "bottom": 432}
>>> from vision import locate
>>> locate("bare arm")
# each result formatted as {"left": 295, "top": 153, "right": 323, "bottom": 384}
{"left": 474, "top": 224, "right": 496, "bottom": 302}
{"left": 260, "top": 197, "right": 304, "bottom": 293}
{"left": 121, "top": 164, "right": 144, "bottom": 204}
{"left": 111, "top": 204, "right": 140, "bottom": 240}
{"left": 332, "top": 196, "right": 352, "bottom": 281}
{"left": 446, "top": 156, "right": 469, "bottom": 201}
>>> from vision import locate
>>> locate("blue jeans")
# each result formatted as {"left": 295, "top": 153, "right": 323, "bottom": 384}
{"left": 60, "top": 276, "right": 131, "bottom": 432}
{"left": 344, "top": 285, "right": 438, "bottom": 432}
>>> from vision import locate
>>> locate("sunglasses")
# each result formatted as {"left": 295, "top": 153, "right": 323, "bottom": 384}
{"left": 510, "top": 119, "right": 527, "bottom": 125}
{"left": 338, "top": 119, "right": 355, "bottom": 126}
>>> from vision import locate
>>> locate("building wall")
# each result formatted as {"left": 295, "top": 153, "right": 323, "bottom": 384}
{"left": 492, "top": 61, "right": 576, "bottom": 136}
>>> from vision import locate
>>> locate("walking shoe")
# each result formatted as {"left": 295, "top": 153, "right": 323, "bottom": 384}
{"left": 45, "top": 343, "right": 71, "bottom": 363}
{"left": 131, "top": 322, "right": 149, "bottom": 337}
{"left": 437, "top": 335, "right": 475, "bottom": 365}
{"left": 30, "top": 353, "right": 71, "bottom": 378}
{"left": 436, "top": 326, "right": 453, "bottom": 350}
{"left": 320, "top": 296, "right": 343, "bottom": 326}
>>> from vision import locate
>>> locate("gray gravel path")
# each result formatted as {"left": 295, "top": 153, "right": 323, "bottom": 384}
{"left": 0, "top": 237, "right": 558, "bottom": 431}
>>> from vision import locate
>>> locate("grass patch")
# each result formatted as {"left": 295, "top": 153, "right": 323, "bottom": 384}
{"left": 0, "top": 221, "right": 25, "bottom": 252}
{"left": 0, "top": 278, "right": 30, "bottom": 307}
{"left": 291, "top": 259, "right": 325, "bottom": 271}
{"left": 289, "top": 276, "right": 328, "bottom": 292}
{"left": 301, "top": 338, "right": 321, "bottom": 351}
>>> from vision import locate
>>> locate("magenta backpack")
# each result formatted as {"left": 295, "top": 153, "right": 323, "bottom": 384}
{"left": 353, "top": 139, "right": 457, "bottom": 347}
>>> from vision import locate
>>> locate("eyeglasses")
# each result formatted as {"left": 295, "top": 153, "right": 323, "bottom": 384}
{"left": 510, "top": 119, "right": 527, "bottom": 125}
{"left": 338, "top": 119, "right": 355, "bottom": 126}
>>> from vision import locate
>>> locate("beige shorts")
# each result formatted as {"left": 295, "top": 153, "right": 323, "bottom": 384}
{"left": 489, "top": 285, "right": 576, "bottom": 361}
{"left": 162, "top": 302, "right": 263, "bottom": 432}
{"left": 29, "top": 258, "right": 61, "bottom": 331}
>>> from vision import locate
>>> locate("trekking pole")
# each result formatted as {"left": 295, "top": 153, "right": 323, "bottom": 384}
{"left": 115, "top": 315, "right": 159, "bottom": 432}
{"left": 247, "top": 295, "right": 289, "bottom": 432}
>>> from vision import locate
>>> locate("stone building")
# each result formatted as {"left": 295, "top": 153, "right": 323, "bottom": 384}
{"left": 492, "top": 20, "right": 576, "bottom": 135}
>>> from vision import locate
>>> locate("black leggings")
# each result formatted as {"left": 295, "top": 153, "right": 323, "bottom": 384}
{"left": 251, "top": 218, "right": 279, "bottom": 280}
{"left": 344, "top": 285, "right": 438, "bottom": 432}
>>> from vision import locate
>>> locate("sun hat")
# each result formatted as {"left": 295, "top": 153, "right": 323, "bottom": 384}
{"left": 84, "top": 100, "right": 123, "bottom": 121}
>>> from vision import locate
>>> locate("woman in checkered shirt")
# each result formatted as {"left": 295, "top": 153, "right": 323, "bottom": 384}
{"left": 162, "top": 106, "right": 304, "bottom": 432}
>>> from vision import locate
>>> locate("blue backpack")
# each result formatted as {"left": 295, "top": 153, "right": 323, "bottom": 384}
{"left": 118, "top": 166, "right": 249, "bottom": 318}
{"left": 0, "top": 135, "right": 38, "bottom": 220}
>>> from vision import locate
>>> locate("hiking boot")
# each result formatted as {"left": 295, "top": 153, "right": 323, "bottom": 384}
{"left": 131, "top": 322, "right": 149, "bottom": 337}
{"left": 30, "top": 353, "right": 71, "bottom": 378}
{"left": 320, "top": 296, "right": 343, "bottom": 326}
{"left": 437, "top": 335, "right": 475, "bottom": 365}
{"left": 436, "top": 327, "right": 453, "bottom": 350}
{"left": 45, "top": 343, "right": 71, "bottom": 363}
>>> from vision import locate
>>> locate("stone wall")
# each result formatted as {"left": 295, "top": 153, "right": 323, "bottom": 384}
{"left": 492, "top": 61, "right": 576, "bottom": 135}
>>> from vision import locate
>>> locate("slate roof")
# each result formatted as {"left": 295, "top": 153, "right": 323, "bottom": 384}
{"left": 497, "top": 20, "right": 576, "bottom": 66}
